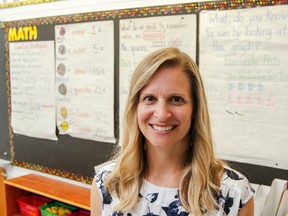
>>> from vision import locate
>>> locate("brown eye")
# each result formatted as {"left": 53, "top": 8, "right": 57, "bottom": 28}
{"left": 144, "top": 96, "right": 155, "bottom": 102}
{"left": 171, "top": 96, "right": 184, "bottom": 104}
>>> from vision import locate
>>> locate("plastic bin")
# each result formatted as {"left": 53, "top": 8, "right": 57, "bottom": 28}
{"left": 17, "top": 194, "right": 52, "bottom": 216}
{"left": 68, "top": 210, "right": 90, "bottom": 216}
{"left": 40, "top": 201, "right": 77, "bottom": 216}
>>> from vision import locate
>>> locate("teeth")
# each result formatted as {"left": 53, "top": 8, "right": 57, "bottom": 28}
{"left": 153, "top": 125, "right": 174, "bottom": 131}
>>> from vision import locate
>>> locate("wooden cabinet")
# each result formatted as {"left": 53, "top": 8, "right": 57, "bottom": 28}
{"left": 0, "top": 167, "right": 7, "bottom": 216}
{"left": 2, "top": 173, "right": 90, "bottom": 216}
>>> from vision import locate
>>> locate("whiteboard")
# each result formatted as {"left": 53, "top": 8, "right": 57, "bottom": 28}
{"left": 199, "top": 5, "right": 288, "bottom": 170}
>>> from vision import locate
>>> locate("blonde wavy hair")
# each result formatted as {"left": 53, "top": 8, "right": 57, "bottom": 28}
{"left": 105, "top": 47, "right": 225, "bottom": 215}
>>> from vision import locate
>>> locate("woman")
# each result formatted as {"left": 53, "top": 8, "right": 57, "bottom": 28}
{"left": 91, "top": 47, "right": 254, "bottom": 215}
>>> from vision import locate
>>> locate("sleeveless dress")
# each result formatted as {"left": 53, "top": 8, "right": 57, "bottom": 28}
{"left": 94, "top": 162, "right": 254, "bottom": 216}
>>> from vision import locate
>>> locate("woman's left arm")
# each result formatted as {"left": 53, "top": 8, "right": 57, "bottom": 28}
{"left": 91, "top": 177, "right": 103, "bottom": 216}
{"left": 238, "top": 197, "right": 254, "bottom": 216}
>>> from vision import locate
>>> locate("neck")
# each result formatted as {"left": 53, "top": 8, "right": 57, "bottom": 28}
{"left": 144, "top": 146, "right": 187, "bottom": 188}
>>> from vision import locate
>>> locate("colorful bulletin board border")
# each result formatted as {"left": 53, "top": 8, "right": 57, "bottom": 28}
{"left": 0, "top": 0, "right": 61, "bottom": 9}
{"left": 13, "top": 160, "right": 93, "bottom": 184}
{"left": 4, "top": 0, "right": 288, "bottom": 184}
{"left": 4, "top": 0, "right": 288, "bottom": 27}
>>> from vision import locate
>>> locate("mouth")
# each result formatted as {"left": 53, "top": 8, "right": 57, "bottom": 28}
{"left": 151, "top": 125, "right": 176, "bottom": 132}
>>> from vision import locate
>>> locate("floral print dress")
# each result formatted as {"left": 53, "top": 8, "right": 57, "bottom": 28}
{"left": 94, "top": 162, "right": 254, "bottom": 216}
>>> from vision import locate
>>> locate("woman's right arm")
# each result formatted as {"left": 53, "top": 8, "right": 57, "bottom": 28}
{"left": 91, "top": 177, "right": 102, "bottom": 216}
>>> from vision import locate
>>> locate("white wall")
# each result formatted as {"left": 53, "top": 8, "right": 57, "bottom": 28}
{"left": 0, "top": 0, "right": 209, "bottom": 21}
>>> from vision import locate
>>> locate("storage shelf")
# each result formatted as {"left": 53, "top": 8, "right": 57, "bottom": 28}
{"left": 3, "top": 174, "right": 90, "bottom": 216}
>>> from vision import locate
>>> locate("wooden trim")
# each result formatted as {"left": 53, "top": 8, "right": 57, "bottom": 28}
{"left": 0, "top": 167, "right": 7, "bottom": 216}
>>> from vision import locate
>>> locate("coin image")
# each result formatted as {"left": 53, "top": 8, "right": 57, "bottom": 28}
{"left": 58, "top": 45, "right": 66, "bottom": 55}
{"left": 57, "top": 63, "right": 66, "bottom": 76}
{"left": 58, "top": 83, "right": 67, "bottom": 95}
{"left": 60, "top": 107, "right": 68, "bottom": 119}
{"left": 60, "top": 121, "right": 69, "bottom": 131}
{"left": 59, "top": 26, "right": 66, "bottom": 36}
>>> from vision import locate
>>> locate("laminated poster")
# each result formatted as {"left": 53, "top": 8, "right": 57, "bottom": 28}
{"left": 199, "top": 5, "right": 288, "bottom": 169}
{"left": 119, "top": 14, "right": 197, "bottom": 131}
{"left": 55, "top": 21, "right": 115, "bottom": 143}
{"left": 9, "top": 41, "right": 57, "bottom": 140}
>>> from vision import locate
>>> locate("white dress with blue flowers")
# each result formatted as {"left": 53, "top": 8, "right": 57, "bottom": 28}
{"left": 94, "top": 162, "right": 254, "bottom": 216}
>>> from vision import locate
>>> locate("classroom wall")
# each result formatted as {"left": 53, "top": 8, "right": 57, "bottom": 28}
{"left": 0, "top": 28, "right": 10, "bottom": 161}
{"left": 0, "top": 0, "right": 287, "bottom": 186}
{"left": 0, "top": 0, "right": 210, "bottom": 184}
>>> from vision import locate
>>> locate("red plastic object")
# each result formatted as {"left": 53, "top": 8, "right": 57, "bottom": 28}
{"left": 17, "top": 194, "right": 52, "bottom": 216}
{"left": 68, "top": 210, "right": 90, "bottom": 216}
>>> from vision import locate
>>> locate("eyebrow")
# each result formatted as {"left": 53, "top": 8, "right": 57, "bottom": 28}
{"left": 140, "top": 92, "right": 190, "bottom": 98}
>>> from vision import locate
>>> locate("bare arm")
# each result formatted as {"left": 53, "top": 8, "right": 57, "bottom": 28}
{"left": 91, "top": 178, "right": 102, "bottom": 216}
{"left": 238, "top": 197, "right": 254, "bottom": 216}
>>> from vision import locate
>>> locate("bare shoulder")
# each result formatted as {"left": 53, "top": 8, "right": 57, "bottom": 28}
{"left": 91, "top": 176, "right": 103, "bottom": 216}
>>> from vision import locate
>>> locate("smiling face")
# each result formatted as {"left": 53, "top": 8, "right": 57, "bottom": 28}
{"left": 137, "top": 66, "right": 193, "bottom": 151}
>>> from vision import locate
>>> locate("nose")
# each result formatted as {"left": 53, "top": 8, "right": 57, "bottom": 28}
{"left": 154, "top": 101, "right": 172, "bottom": 121}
